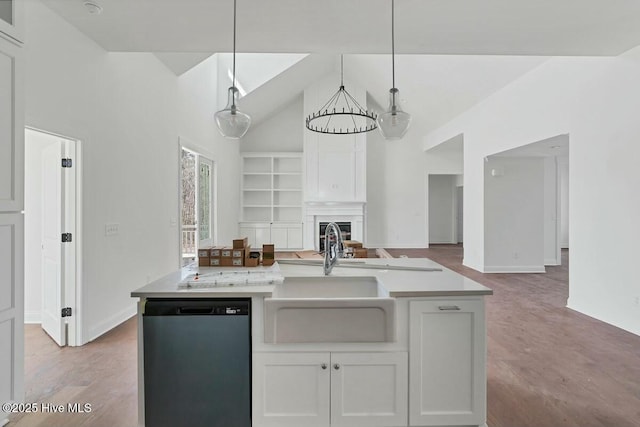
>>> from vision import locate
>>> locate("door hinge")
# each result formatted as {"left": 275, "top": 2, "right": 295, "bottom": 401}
{"left": 61, "top": 233, "right": 73, "bottom": 243}
{"left": 61, "top": 307, "right": 72, "bottom": 317}
{"left": 62, "top": 158, "right": 73, "bottom": 168}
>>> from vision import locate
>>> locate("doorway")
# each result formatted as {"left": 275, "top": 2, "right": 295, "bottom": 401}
{"left": 24, "top": 128, "right": 81, "bottom": 347}
{"left": 180, "top": 143, "right": 216, "bottom": 266}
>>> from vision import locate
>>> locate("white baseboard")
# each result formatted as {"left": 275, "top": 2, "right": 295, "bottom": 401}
{"left": 483, "top": 265, "right": 546, "bottom": 273}
{"left": 85, "top": 304, "right": 137, "bottom": 344}
{"left": 1, "top": 417, "right": 9, "bottom": 426}
{"left": 462, "top": 259, "right": 484, "bottom": 273}
{"left": 567, "top": 299, "right": 640, "bottom": 336}
{"left": 372, "top": 244, "right": 428, "bottom": 249}
{"left": 544, "top": 258, "right": 561, "bottom": 266}
{"left": 24, "top": 310, "right": 42, "bottom": 324}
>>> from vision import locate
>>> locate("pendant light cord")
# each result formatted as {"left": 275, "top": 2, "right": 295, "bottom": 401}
{"left": 340, "top": 54, "right": 344, "bottom": 86}
{"left": 391, "top": 0, "right": 395, "bottom": 89}
{"left": 233, "top": 0, "right": 237, "bottom": 88}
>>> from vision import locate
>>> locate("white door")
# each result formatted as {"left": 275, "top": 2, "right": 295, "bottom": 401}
{"left": 197, "top": 155, "right": 213, "bottom": 249}
{"left": 330, "top": 352, "right": 408, "bottom": 427}
{"left": 253, "top": 352, "right": 330, "bottom": 427}
{"left": 41, "top": 142, "right": 65, "bottom": 346}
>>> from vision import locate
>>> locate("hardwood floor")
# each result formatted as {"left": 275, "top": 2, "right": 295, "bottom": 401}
{"left": 10, "top": 245, "right": 640, "bottom": 427}
{"left": 386, "top": 245, "right": 640, "bottom": 427}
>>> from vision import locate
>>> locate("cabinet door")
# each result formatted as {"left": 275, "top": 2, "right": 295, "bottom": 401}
{"left": 0, "top": 213, "right": 24, "bottom": 410}
{"left": 0, "top": 36, "right": 24, "bottom": 212}
{"left": 270, "top": 225, "right": 288, "bottom": 249}
{"left": 253, "top": 352, "right": 330, "bottom": 427}
{"left": 330, "top": 352, "right": 408, "bottom": 427}
{"left": 409, "top": 299, "right": 486, "bottom": 426}
{"left": 0, "top": 0, "right": 24, "bottom": 43}
{"left": 255, "top": 223, "right": 272, "bottom": 247}
{"left": 287, "top": 224, "right": 303, "bottom": 249}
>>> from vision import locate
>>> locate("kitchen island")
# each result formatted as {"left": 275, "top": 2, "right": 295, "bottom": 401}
{"left": 132, "top": 257, "right": 492, "bottom": 427}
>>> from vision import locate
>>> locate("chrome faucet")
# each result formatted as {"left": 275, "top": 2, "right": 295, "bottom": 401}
{"left": 323, "top": 222, "right": 343, "bottom": 275}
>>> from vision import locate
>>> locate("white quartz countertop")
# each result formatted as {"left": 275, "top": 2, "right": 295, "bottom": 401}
{"left": 131, "top": 258, "right": 492, "bottom": 298}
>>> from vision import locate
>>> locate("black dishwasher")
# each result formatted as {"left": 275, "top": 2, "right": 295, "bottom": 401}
{"left": 143, "top": 298, "right": 251, "bottom": 427}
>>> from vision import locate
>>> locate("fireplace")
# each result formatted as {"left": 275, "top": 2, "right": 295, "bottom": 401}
{"left": 303, "top": 201, "right": 365, "bottom": 251}
{"left": 319, "top": 222, "right": 351, "bottom": 252}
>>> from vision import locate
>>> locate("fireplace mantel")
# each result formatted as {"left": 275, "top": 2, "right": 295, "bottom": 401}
{"left": 304, "top": 201, "right": 366, "bottom": 250}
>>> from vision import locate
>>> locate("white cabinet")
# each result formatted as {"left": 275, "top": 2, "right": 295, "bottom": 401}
{"left": 239, "top": 222, "right": 303, "bottom": 250}
{"left": 409, "top": 299, "right": 486, "bottom": 426}
{"left": 0, "top": 35, "right": 23, "bottom": 212}
{"left": 330, "top": 352, "right": 408, "bottom": 427}
{"left": 240, "top": 153, "right": 304, "bottom": 249}
{"left": 0, "top": 0, "right": 24, "bottom": 43}
{"left": 0, "top": 29, "right": 23, "bottom": 421}
{"left": 253, "top": 352, "right": 408, "bottom": 427}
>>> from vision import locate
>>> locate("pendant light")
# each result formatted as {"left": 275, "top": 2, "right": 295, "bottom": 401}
{"left": 215, "top": 0, "right": 251, "bottom": 139}
{"left": 306, "top": 55, "right": 378, "bottom": 135}
{"left": 377, "top": 0, "right": 411, "bottom": 140}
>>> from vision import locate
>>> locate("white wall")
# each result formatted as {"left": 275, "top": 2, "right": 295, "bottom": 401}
{"left": 543, "top": 157, "right": 560, "bottom": 265}
{"left": 241, "top": 94, "right": 303, "bottom": 153}
{"left": 24, "top": 129, "right": 57, "bottom": 324}
{"left": 484, "top": 157, "right": 545, "bottom": 273}
{"left": 425, "top": 52, "right": 640, "bottom": 335}
{"left": 24, "top": 0, "right": 240, "bottom": 342}
{"left": 428, "top": 175, "right": 456, "bottom": 244}
{"left": 366, "top": 122, "right": 428, "bottom": 248}
{"left": 558, "top": 156, "right": 570, "bottom": 248}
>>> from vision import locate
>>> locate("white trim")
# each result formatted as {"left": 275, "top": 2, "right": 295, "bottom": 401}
{"left": 24, "top": 310, "right": 41, "bottom": 324}
{"left": 483, "top": 265, "right": 546, "bottom": 273}
{"left": 544, "top": 258, "right": 561, "bottom": 266}
{"left": 86, "top": 304, "right": 137, "bottom": 343}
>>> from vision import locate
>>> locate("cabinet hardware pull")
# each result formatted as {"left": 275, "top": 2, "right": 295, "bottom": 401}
{"left": 321, "top": 363, "right": 327, "bottom": 370}
{"left": 438, "top": 305, "right": 461, "bottom": 311}
{"left": 333, "top": 364, "right": 340, "bottom": 370}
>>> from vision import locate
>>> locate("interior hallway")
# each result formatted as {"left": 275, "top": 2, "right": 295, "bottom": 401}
{"left": 10, "top": 246, "right": 640, "bottom": 427}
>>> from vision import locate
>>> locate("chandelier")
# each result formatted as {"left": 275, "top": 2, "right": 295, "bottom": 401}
{"left": 306, "top": 55, "right": 377, "bottom": 135}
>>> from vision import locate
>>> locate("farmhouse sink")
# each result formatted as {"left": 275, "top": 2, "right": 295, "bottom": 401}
{"left": 264, "top": 276, "right": 395, "bottom": 343}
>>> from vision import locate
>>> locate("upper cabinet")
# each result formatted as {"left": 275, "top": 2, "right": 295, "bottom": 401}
{"left": 0, "top": 34, "right": 24, "bottom": 212}
{"left": 0, "top": 0, "right": 24, "bottom": 44}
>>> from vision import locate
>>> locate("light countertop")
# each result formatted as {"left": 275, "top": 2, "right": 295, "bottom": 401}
{"left": 131, "top": 258, "right": 492, "bottom": 299}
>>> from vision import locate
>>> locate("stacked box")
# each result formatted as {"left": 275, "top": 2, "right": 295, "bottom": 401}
{"left": 220, "top": 247, "right": 234, "bottom": 266}
{"left": 262, "top": 244, "right": 275, "bottom": 266}
{"left": 198, "top": 248, "right": 211, "bottom": 266}
{"left": 209, "top": 246, "right": 224, "bottom": 266}
{"left": 233, "top": 237, "right": 248, "bottom": 249}
{"left": 343, "top": 240, "right": 363, "bottom": 249}
{"left": 232, "top": 245, "right": 251, "bottom": 266}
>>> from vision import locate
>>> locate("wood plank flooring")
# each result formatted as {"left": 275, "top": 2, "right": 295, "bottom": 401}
{"left": 9, "top": 245, "right": 640, "bottom": 427}
{"left": 386, "top": 245, "right": 640, "bottom": 427}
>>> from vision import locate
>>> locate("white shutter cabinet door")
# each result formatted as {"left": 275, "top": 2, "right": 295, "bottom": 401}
{"left": 0, "top": 36, "right": 24, "bottom": 212}
{"left": 409, "top": 299, "right": 486, "bottom": 426}
{"left": 0, "top": 213, "right": 24, "bottom": 412}
{"left": 253, "top": 352, "right": 330, "bottom": 427}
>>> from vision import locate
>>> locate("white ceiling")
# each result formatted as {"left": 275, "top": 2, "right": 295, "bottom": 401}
{"left": 41, "top": 0, "right": 640, "bottom": 56}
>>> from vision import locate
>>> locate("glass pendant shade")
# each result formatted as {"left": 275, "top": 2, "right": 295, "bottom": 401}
{"left": 215, "top": 86, "right": 251, "bottom": 139}
{"left": 377, "top": 88, "right": 411, "bottom": 140}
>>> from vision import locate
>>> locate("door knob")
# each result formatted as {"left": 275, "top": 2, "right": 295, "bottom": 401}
{"left": 321, "top": 363, "right": 327, "bottom": 370}
{"left": 333, "top": 364, "right": 340, "bottom": 370}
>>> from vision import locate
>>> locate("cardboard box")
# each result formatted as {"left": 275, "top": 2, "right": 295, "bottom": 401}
{"left": 233, "top": 237, "right": 248, "bottom": 249}
{"left": 232, "top": 258, "right": 244, "bottom": 266}
{"left": 343, "top": 240, "right": 363, "bottom": 249}
{"left": 221, "top": 247, "right": 233, "bottom": 258}
{"left": 245, "top": 252, "right": 260, "bottom": 267}
{"left": 220, "top": 257, "right": 234, "bottom": 267}
{"left": 198, "top": 248, "right": 210, "bottom": 258}
{"left": 198, "top": 256, "right": 210, "bottom": 267}
{"left": 354, "top": 248, "right": 368, "bottom": 258}
{"left": 262, "top": 244, "right": 275, "bottom": 266}
{"left": 209, "top": 258, "right": 221, "bottom": 266}
{"left": 209, "top": 246, "right": 224, "bottom": 258}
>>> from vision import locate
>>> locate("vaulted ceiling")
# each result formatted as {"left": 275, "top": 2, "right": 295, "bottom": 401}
{"left": 39, "top": 0, "right": 640, "bottom": 137}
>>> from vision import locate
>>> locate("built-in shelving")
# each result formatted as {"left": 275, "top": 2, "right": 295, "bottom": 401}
{"left": 240, "top": 153, "right": 304, "bottom": 249}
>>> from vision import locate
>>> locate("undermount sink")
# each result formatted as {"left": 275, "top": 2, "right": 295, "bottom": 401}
{"left": 264, "top": 276, "right": 395, "bottom": 344}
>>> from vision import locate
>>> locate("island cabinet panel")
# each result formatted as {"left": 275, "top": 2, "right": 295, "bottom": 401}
{"left": 253, "top": 352, "right": 330, "bottom": 427}
{"left": 330, "top": 352, "right": 408, "bottom": 427}
{"left": 253, "top": 351, "right": 408, "bottom": 427}
{"left": 409, "top": 299, "right": 486, "bottom": 426}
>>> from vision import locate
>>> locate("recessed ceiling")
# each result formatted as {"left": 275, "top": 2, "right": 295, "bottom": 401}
{"left": 41, "top": 0, "right": 640, "bottom": 56}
